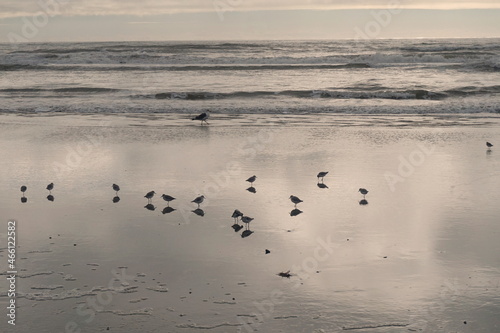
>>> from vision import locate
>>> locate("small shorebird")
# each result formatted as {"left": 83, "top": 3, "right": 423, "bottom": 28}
{"left": 161, "top": 194, "right": 176, "bottom": 206}
{"left": 246, "top": 175, "right": 257, "bottom": 185}
{"left": 145, "top": 191, "right": 156, "bottom": 203}
{"left": 46, "top": 183, "right": 54, "bottom": 194}
{"left": 317, "top": 171, "right": 328, "bottom": 182}
{"left": 241, "top": 216, "right": 254, "bottom": 230}
{"left": 358, "top": 188, "right": 369, "bottom": 198}
{"left": 191, "top": 195, "right": 205, "bottom": 208}
{"left": 289, "top": 195, "right": 303, "bottom": 207}
{"left": 20, "top": 185, "right": 27, "bottom": 195}
{"left": 231, "top": 209, "right": 244, "bottom": 223}
{"left": 486, "top": 142, "right": 493, "bottom": 148}
{"left": 192, "top": 110, "right": 210, "bottom": 125}
{"left": 112, "top": 184, "right": 120, "bottom": 195}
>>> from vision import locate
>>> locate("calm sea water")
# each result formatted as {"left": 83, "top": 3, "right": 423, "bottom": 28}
{"left": 0, "top": 39, "right": 499, "bottom": 114}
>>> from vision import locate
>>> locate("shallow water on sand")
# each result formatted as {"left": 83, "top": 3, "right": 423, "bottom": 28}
{"left": 1, "top": 113, "right": 499, "bottom": 332}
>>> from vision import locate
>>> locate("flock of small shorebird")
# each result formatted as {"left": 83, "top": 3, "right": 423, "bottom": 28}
{"left": 17, "top": 173, "right": 370, "bottom": 236}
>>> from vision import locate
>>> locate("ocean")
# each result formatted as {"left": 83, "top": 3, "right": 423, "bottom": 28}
{"left": 0, "top": 38, "right": 499, "bottom": 114}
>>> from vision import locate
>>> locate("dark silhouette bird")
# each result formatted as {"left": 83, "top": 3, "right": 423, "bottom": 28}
{"left": 21, "top": 197, "right": 28, "bottom": 203}
{"left": 112, "top": 196, "right": 120, "bottom": 203}
{"left": 486, "top": 142, "right": 493, "bottom": 148}
{"left": 246, "top": 175, "right": 257, "bottom": 185}
{"left": 191, "top": 195, "right": 205, "bottom": 208}
{"left": 112, "top": 184, "right": 120, "bottom": 195}
{"left": 161, "top": 194, "right": 176, "bottom": 206}
{"left": 46, "top": 183, "right": 54, "bottom": 194}
{"left": 192, "top": 110, "right": 210, "bottom": 125}
{"left": 289, "top": 195, "right": 303, "bottom": 207}
{"left": 317, "top": 171, "right": 328, "bottom": 182}
{"left": 241, "top": 216, "right": 254, "bottom": 230}
{"left": 20, "top": 185, "right": 27, "bottom": 195}
{"left": 145, "top": 191, "right": 155, "bottom": 203}
{"left": 231, "top": 209, "right": 244, "bottom": 223}
{"left": 358, "top": 188, "right": 369, "bottom": 198}
{"left": 47, "top": 194, "right": 54, "bottom": 202}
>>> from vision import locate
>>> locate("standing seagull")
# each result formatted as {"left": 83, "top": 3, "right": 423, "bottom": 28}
{"left": 46, "top": 183, "right": 54, "bottom": 194}
{"left": 486, "top": 142, "right": 493, "bottom": 148}
{"left": 145, "top": 191, "right": 156, "bottom": 203}
{"left": 317, "top": 171, "right": 328, "bottom": 182}
{"left": 192, "top": 110, "right": 210, "bottom": 125}
{"left": 112, "top": 184, "right": 120, "bottom": 195}
{"left": 231, "top": 209, "right": 244, "bottom": 223}
{"left": 358, "top": 188, "right": 369, "bottom": 198}
{"left": 241, "top": 216, "right": 254, "bottom": 230}
{"left": 20, "top": 185, "right": 27, "bottom": 195}
{"left": 191, "top": 195, "right": 205, "bottom": 208}
{"left": 246, "top": 175, "right": 257, "bottom": 186}
{"left": 289, "top": 195, "right": 303, "bottom": 207}
{"left": 161, "top": 194, "right": 176, "bottom": 206}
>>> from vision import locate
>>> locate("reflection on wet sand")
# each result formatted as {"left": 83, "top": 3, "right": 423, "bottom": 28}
{"left": 113, "top": 196, "right": 120, "bottom": 203}
{"left": 290, "top": 208, "right": 303, "bottom": 216}
{"left": 47, "top": 194, "right": 54, "bottom": 202}
{"left": 162, "top": 206, "right": 176, "bottom": 214}
{"left": 246, "top": 186, "right": 256, "bottom": 193}
{"left": 192, "top": 208, "right": 205, "bottom": 216}
{"left": 144, "top": 203, "right": 155, "bottom": 211}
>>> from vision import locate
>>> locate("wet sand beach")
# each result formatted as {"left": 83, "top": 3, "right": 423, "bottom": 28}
{"left": 1, "top": 113, "right": 500, "bottom": 332}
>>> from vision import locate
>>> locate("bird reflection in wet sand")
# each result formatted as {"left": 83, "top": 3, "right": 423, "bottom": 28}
{"left": 246, "top": 186, "right": 256, "bottom": 193}
{"left": 241, "top": 229, "right": 254, "bottom": 238}
{"left": 192, "top": 208, "right": 205, "bottom": 216}
{"left": 144, "top": 203, "right": 156, "bottom": 211}
{"left": 317, "top": 182, "right": 328, "bottom": 189}
{"left": 232, "top": 224, "right": 244, "bottom": 232}
{"left": 290, "top": 208, "right": 303, "bottom": 217}
{"left": 21, "top": 197, "right": 28, "bottom": 203}
{"left": 47, "top": 195, "right": 55, "bottom": 202}
{"left": 162, "top": 206, "right": 176, "bottom": 214}
{"left": 113, "top": 196, "right": 120, "bottom": 203}
{"left": 359, "top": 199, "right": 368, "bottom": 205}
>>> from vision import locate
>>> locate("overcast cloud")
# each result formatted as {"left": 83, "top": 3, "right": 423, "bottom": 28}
{"left": 1, "top": 0, "right": 500, "bottom": 18}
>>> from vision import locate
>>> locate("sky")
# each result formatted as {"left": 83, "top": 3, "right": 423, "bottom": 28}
{"left": 0, "top": 0, "right": 499, "bottom": 42}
